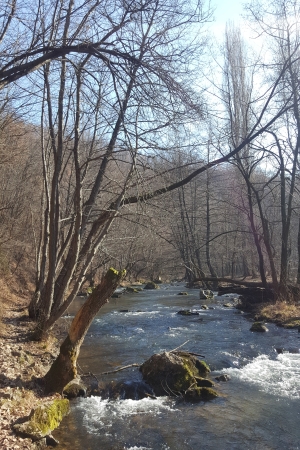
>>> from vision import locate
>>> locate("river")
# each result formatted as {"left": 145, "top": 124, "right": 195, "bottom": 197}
{"left": 53, "top": 284, "right": 300, "bottom": 450}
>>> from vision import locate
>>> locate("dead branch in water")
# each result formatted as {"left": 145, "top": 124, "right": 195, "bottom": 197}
{"left": 99, "top": 363, "right": 140, "bottom": 375}
{"left": 169, "top": 340, "right": 205, "bottom": 358}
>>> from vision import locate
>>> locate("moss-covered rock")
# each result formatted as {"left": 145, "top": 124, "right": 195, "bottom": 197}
{"left": 13, "top": 399, "right": 70, "bottom": 441}
{"left": 184, "top": 386, "right": 218, "bottom": 402}
{"left": 215, "top": 374, "right": 231, "bottom": 382}
{"left": 140, "top": 351, "right": 215, "bottom": 400}
{"left": 250, "top": 321, "right": 268, "bottom": 332}
{"left": 144, "top": 281, "right": 159, "bottom": 290}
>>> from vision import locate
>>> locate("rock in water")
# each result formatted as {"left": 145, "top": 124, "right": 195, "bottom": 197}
{"left": 177, "top": 310, "right": 199, "bottom": 316}
{"left": 200, "top": 289, "right": 214, "bottom": 299}
{"left": 63, "top": 381, "right": 86, "bottom": 399}
{"left": 144, "top": 281, "right": 159, "bottom": 290}
{"left": 250, "top": 322, "right": 268, "bottom": 332}
{"left": 140, "top": 351, "right": 217, "bottom": 401}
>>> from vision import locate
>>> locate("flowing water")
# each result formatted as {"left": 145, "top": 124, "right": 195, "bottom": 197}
{"left": 53, "top": 284, "right": 300, "bottom": 450}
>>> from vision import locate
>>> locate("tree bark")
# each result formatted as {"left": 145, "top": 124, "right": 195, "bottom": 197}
{"left": 44, "top": 267, "right": 125, "bottom": 394}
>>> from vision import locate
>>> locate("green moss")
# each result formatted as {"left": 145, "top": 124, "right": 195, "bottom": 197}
{"left": 184, "top": 386, "right": 218, "bottom": 401}
{"left": 126, "top": 287, "right": 139, "bottom": 293}
{"left": 14, "top": 399, "right": 70, "bottom": 439}
{"left": 200, "top": 387, "right": 219, "bottom": 400}
{"left": 173, "top": 364, "right": 194, "bottom": 391}
{"left": 172, "top": 354, "right": 211, "bottom": 392}
{"left": 107, "top": 267, "right": 126, "bottom": 281}
{"left": 86, "top": 286, "right": 94, "bottom": 294}
{"left": 30, "top": 399, "right": 69, "bottom": 435}
{"left": 195, "top": 359, "right": 211, "bottom": 375}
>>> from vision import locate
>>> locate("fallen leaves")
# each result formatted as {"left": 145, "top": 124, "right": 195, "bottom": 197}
{"left": 0, "top": 302, "right": 61, "bottom": 450}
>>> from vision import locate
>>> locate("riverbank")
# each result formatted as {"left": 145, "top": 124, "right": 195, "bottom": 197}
{"left": 254, "top": 301, "right": 300, "bottom": 329}
{"left": 216, "top": 281, "right": 300, "bottom": 329}
{"left": 0, "top": 289, "right": 63, "bottom": 450}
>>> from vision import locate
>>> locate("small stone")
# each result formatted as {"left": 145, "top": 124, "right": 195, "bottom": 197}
{"left": 215, "top": 374, "right": 231, "bottom": 382}
{"left": 177, "top": 310, "right": 199, "bottom": 316}
{"left": 250, "top": 322, "right": 268, "bottom": 332}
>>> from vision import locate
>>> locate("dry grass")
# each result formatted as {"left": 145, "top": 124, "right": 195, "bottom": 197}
{"left": 257, "top": 301, "right": 300, "bottom": 328}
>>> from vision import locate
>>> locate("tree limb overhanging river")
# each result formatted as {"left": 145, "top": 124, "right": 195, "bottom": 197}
{"left": 53, "top": 284, "right": 300, "bottom": 450}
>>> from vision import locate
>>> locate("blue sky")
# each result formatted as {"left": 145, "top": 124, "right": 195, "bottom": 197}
{"left": 213, "top": 0, "right": 244, "bottom": 23}
{"left": 210, "top": 0, "right": 246, "bottom": 40}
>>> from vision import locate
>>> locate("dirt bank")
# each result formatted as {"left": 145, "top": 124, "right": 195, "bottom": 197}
{"left": 0, "top": 287, "right": 64, "bottom": 449}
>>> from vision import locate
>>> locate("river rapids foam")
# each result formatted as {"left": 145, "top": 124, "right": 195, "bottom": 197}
{"left": 224, "top": 353, "right": 300, "bottom": 399}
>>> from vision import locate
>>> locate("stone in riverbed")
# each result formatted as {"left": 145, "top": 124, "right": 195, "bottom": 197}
{"left": 144, "top": 281, "right": 160, "bottom": 290}
{"left": 215, "top": 374, "right": 231, "bottom": 382}
{"left": 126, "top": 287, "right": 139, "bottom": 293}
{"left": 200, "top": 289, "right": 214, "bottom": 299}
{"left": 177, "top": 310, "right": 199, "bottom": 316}
{"left": 140, "top": 351, "right": 217, "bottom": 401}
{"left": 63, "top": 381, "right": 86, "bottom": 399}
{"left": 184, "top": 387, "right": 218, "bottom": 402}
{"left": 250, "top": 321, "right": 268, "bottom": 332}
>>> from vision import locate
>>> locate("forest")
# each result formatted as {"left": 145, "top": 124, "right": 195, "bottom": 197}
{"left": 1, "top": 0, "right": 300, "bottom": 395}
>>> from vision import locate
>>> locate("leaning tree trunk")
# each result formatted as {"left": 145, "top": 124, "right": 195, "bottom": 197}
{"left": 44, "top": 267, "right": 125, "bottom": 394}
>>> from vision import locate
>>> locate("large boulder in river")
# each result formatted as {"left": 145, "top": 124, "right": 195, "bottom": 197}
{"left": 140, "top": 351, "right": 217, "bottom": 401}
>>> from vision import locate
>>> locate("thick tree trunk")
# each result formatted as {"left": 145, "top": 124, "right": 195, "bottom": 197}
{"left": 44, "top": 267, "right": 125, "bottom": 394}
